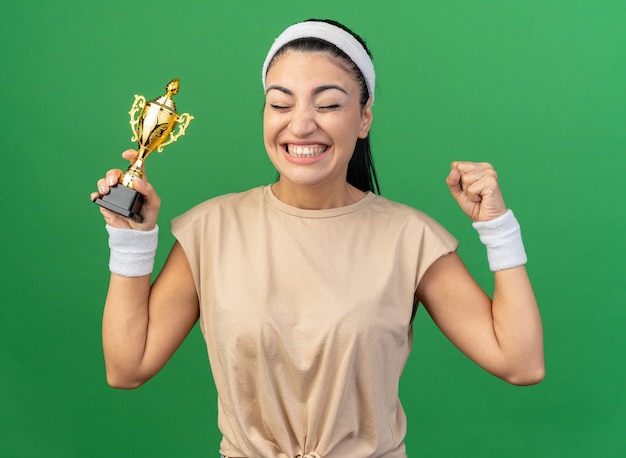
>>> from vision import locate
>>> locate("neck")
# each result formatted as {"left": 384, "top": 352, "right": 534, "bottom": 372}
{"left": 271, "top": 180, "right": 366, "bottom": 210}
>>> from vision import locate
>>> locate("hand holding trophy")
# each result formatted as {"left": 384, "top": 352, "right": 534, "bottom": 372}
{"left": 93, "top": 78, "right": 193, "bottom": 223}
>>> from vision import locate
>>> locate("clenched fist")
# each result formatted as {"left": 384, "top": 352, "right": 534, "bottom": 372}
{"left": 446, "top": 161, "right": 507, "bottom": 222}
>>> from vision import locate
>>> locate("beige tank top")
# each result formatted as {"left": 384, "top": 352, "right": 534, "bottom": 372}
{"left": 172, "top": 186, "right": 458, "bottom": 457}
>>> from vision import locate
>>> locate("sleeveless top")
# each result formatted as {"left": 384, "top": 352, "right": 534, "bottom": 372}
{"left": 171, "top": 186, "right": 458, "bottom": 457}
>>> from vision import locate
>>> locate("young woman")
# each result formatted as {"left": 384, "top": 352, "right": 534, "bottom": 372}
{"left": 91, "top": 19, "right": 544, "bottom": 458}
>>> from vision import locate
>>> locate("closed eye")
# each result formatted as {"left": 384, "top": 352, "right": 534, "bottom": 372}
{"left": 317, "top": 104, "right": 341, "bottom": 111}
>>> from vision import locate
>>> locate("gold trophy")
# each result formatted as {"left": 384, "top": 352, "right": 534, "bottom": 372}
{"left": 93, "top": 78, "right": 193, "bottom": 222}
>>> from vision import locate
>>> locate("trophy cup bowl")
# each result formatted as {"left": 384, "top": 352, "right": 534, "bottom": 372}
{"left": 93, "top": 78, "right": 193, "bottom": 222}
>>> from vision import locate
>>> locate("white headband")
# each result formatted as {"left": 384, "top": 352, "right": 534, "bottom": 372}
{"left": 261, "top": 21, "right": 376, "bottom": 104}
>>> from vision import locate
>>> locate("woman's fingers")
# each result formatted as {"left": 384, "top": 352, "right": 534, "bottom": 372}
{"left": 121, "top": 149, "right": 139, "bottom": 164}
{"left": 447, "top": 161, "right": 507, "bottom": 222}
{"left": 92, "top": 169, "right": 123, "bottom": 200}
{"left": 92, "top": 150, "right": 140, "bottom": 198}
{"left": 92, "top": 150, "right": 161, "bottom": 230}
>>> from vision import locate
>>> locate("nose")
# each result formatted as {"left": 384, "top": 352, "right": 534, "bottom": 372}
{"left": 289, "top": 106, "right": 317, "bottom": 137}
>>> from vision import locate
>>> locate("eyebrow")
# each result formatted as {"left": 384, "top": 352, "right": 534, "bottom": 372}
{"left": 266, "top": 84, "right": 348, "bottom": 96}
{"left": 313, "top": 84, "right": 348, "bottom": 95}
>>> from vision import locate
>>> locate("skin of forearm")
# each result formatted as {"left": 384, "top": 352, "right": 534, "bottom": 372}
{"left": 102, "top": 274, "right": 152, "bottom": 388}
{"left": 491, "top": 266, "right": 544, "bottom": 385}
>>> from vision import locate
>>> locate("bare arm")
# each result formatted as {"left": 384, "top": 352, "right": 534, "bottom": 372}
{"left": 416, "top": 161, "right": 544, "bottom": 385}
{"left": 102, "top": 242, "right": 199, "bottom": 388}
{"left": 416, "top": 253, "right": 544, "bottom": 385}
{"left": 92, "top": 150, "right": 199, "bottom": 389}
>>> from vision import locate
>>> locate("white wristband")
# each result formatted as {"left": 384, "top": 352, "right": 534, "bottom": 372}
{"left": 472, "top": 210, "right": 527, "bottom": 271}
{"left": 106, "top": 224, "right": 158, "bottom": 277}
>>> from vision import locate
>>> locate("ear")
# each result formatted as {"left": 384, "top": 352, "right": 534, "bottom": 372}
{"left": 358, "top": 98, "right": 373, "bottom": 139}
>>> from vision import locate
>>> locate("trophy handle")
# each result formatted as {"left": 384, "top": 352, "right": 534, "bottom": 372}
{"left": 156, "top": 112, "right": 194, "bottom": 152}
{"left": 129, "top": 95, "right": 146, "bottom": 142}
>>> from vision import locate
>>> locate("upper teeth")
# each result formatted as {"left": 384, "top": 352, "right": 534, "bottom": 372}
{"left": 287, "top": 145, "right": 327, "bottom": 157}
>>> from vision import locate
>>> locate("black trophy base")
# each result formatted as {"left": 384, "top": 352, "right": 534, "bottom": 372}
{"left": 93, "top": 184, "right": 144, "bottom": 223}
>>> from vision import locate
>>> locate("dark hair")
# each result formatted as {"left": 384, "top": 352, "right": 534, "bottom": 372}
{"left": 267, "top": 19, "right": 380, "bottom": 194}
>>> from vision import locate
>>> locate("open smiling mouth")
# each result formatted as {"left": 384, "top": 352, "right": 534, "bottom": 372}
{"left": 285, "top": 144, "right": 329, "bottom": 158}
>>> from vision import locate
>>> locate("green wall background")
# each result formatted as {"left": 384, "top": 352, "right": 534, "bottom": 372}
{"left": 1, "top": 0, "right": 624, "bottom": 456}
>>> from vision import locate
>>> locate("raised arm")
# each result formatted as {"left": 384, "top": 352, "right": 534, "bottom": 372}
{"left": 91, "top": 150, "right": 199, "bottom": 389}
{"left": 416, "top": 162, "right": 544, "bottom": 386}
